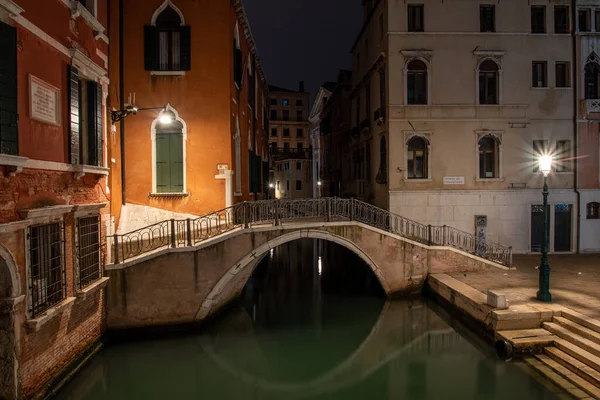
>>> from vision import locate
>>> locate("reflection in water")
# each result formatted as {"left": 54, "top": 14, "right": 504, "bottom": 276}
{"left": 56, "top": 239, "right": 561, "bottom": 400}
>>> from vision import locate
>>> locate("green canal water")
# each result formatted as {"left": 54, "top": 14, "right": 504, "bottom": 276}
{"left": 55, "top": 239, "right": 564, "bottom": 400}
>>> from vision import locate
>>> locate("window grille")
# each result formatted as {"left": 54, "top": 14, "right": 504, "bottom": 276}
{"left": 77, "top": 216, "right": 102, "bottom": 289}
{"left": 28, "top": 222, "right": 65, "bottom": 317}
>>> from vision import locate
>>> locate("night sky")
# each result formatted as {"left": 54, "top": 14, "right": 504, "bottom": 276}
{"left": 243, "top": 0, "right": 363, "bottom": 103}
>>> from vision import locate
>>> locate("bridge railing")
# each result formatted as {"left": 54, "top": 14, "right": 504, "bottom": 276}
{"left": 108, "top": 198, "right": 512, "bottom": 266}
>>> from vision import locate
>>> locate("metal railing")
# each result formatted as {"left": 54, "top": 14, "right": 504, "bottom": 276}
{"left": 108, "top": 198, "right": 512, "bottom": 266}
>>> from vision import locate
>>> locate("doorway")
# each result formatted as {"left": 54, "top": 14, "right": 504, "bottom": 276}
{"left": 530, "top": 205, "right": 549, "bottom": 253}
{"left": 554, "top": 204, "right": 572, "bottom": 252}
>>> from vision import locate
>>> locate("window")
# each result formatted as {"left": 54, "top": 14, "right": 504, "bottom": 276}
{"left": 283, "top": 128, "right": 290, "bottom": 137}
{"left": 556, "top": 62, "right": 570, "bottom": 88}
{"left": 296, "top": 128, "right": 303, "bottom": 137}
{"left": 531, "top": 6, "right": 546, "bottom": 33}
{"left": 282, "top": 99, "right": 289, "bottom": 106}
{"left": 596, "top": 11, "right": 600, "bottom": 33}
{"left": 28, "top": 222, "right": 65, "bottom": 317}
{"left": 277, "top": 164, "right": 281, "bottom": 171}
{"left": 297, "top": 110, "right": 303, "bottom": 121}
{"left": 155, "top": 112, "right": 184, "bottom": 193}
{"left": 587, "top": 202, "right": 600, "bottom": 219}
{"left": 555, "top": 140, "right": 571, "bottom": 172}
{"left": 276, "top": 180, "right": 280, "bottom": 189}
{"left": 0, "top": 22, "right": 18, "bottom": 155}
{"left": 478, "top": 136, "right": 498, "bottom": 178}
{"left": 145, "top": 6, "right": 191, "bottom": 71}
{"left": 554, "top": 6, "right": 569, "bottom": 33}
{"left": 77, "top": 216, "right": 101, "bottom": 289}
{"left": 408, "top": 4, "right": 424, "bottom": 32}
{"left": 270, "top": 98, "right": 277, "bottom": 105}
{"left": 376, "top": 136, "right": 387, "bottom": 184}
{"left": 271, "top": 128, "right": 277, "bottom": 137}
{"left": 585, "top": 62, "right": 600, "bottom": 99}
{"left": 283, "top": 142, "right": 290, "bottom": 152}
{"left": 407, "top": 60, "right": 427, "bottom": 105}
{"left": 270, "top": 110, "right": 277, "bottom": 120}
{"left": 579, "top": 9, "right": 591, "bottom": 32}
{"left": 283, "top": 110, "right": 290, "bottom": 121}
{"left": 77, "top": 0, "right": 95, "bottom": 16}
{"left": 296, "top": 161, "right": 302, "bottom": 170}
{"left": 285, "top": 162, "right": 290, "bottom": 171}
{"left": 296, "top": 180, "right": 302, "bottom": 190}
{"left": 533, "top": 140, "right": 549, "bottom": 172}
{"left": 479, "top": 60, "right": 499, "bottom": 105}
{"left": 379, "top": 13, "right": 384, "bottom": 41}
{"left": 233, "top": 25, "right": 242, "bottom": 87}
{"left": 296, "top": 99, "right": 303, "bottom": 106}
{"left": 480, "top": 5, "right": 495, "bottom": 32}
{"left": 407, "top": 137, "right": 428, "bottom": 179}
{"left": 297, "top": 143, "right": 303, "bottom": 152}
{"left": 355, "top": 96, "right": 361, "bottom": 127}
{"left": 69, "top": 67, "right": 103, "bottom": 166}
{"left": 532, "top": 62, "right": 547, "bottom": 88}
{"left": 286, "top": 180, "right": 290, "bottom": 191}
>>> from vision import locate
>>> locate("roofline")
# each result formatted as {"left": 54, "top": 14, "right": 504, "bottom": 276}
{"left": 350, "top": 0, "right": 383, "bottom": 53}
{"left": 233, "top": 0, "right": 268, "bottom": 86}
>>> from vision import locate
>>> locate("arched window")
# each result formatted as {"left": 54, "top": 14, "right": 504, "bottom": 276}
{"left": 407, "top": 136, "right": 428, "bottom": 179}
{"left": 376, "top": 136, "right": 387, "bottom": 184}
{"left": 407, "top": 60, "right": 427, "bottom": 105}
{"left": 154, "top": 110, "right": 184, "bottom": 193}
{"left": 234, "top": 117, "right": 241, "bottom": 194}
{"left": 587, "top": 202, "right": 600, "bottom": 219}
{"left": 479, "top": 60, "right": 499, "bottom": 104}
{"left": 585, "top": 62, "right": 600, "bottom": 100}
{"left": 145, "top": 2, "right": 190, "bottom": 72}
{"left": 478, "top": 136, "right": 499, "bottom": 179}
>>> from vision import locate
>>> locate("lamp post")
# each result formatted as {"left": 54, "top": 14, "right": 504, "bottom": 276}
{"left": 537, "top": 155, "right": 553, "bottom": 302}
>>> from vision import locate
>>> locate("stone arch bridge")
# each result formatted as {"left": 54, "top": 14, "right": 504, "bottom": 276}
{"left": 104, "top": 198, "right": 512, "bottom": 329}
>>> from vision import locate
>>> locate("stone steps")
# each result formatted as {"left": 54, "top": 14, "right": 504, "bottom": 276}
{"left": 543, "top": 322, "right": 600, "bottom": 359}
{"left": 545, "top": 347, "right": 600, "bottom": 390}
{"left": 554, "top": 316, "right": 600, "bottom": 346}
{"left": 525, "top": 357, "right": 596, "bottom": 399}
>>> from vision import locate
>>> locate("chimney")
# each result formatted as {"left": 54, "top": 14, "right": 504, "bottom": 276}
{"left": 299, "top": 81, "right": 305, "bottom": 92}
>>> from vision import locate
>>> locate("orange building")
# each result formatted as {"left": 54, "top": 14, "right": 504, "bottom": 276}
{"left": 108, "top": 0, "right": 269, "bottom": 232}
{"left": 0, "top": 0, "right": 110, "bottom": 398}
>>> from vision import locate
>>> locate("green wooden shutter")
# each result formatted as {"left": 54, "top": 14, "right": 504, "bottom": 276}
{"left": 144, "top": 26, "right": 158, "bottom": 71}
{"left": 169, "top": 134, "right": 183, "bottom": 192}
{"left": 156, "top": 134, "right": 170, "bottom": 193}
{"left": 68, "top": 66, "right": 80, "bottom": 164}
{"left": 86, "top": 81, "right": 102, "bottom": 166}
{"left": 0, "top": 21, "right": 18, "bottom": 155}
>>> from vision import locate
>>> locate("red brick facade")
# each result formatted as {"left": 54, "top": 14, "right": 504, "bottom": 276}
{"left": 0, "top": 0, "right": 110, "bottom": 398}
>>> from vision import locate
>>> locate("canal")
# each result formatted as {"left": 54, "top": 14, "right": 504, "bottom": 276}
{"left": 56, "top": 239, "right": 563, "bottom": 400}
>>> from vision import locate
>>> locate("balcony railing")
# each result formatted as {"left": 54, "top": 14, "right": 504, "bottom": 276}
{"left": 586, "top": 99, "right": 600, "bottom": 114}
{"left": 270, "top": 147, "right": 312, "bottom": 160}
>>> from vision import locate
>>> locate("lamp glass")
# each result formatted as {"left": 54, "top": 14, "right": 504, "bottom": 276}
{"left": 317, "top": 181, "right": 322, "bottom": 186}
{"left": 269, "top": 183, "right": 274, "bottom": 188}
{"left": 539, "top": 155, "right": 552, "bottom": 175}
{"left": 159, "top": 113, "right": 173, "bottom": 125}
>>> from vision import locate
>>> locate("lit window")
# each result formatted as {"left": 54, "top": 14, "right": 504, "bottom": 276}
{"left": 407, "top": 136, "right": 428, "bottom": 179}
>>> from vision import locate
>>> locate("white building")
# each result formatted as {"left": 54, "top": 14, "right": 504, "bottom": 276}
{"left": 352, "top": 0, "right": 599, "bottom": 253}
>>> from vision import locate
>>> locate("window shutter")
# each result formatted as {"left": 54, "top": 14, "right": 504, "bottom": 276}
{"left": 169, "top": 134, "right": 184, "bottom": 192}
{"left": 155, "top": 134, "right": 170, "bottom": 193}
{"left": 180, "top": 26, "right": 191, "bottom": 71}
{"left": 68, "top": 66, "right": 80, "bottom": 164}
{"left": 86, "top": 81, "right": 103, "bottom": 166}
{"left": 234, "top": 48, "right": 243, "bottom": 86}
{"left": 0, "top": 22, "right": 18, "bottom": 156}
{"left": 144, "top": 26, "right": 158, "bottom": 71}
{"left": 96, "top": 82, "right": 103, "bottom": 166}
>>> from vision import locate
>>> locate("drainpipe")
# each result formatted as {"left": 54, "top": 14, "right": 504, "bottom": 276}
{"left": 119, "top": 0, "right": 126, "bottom": 205}
{"left": 572, "top": 0, "right": 581, "bottom": 253}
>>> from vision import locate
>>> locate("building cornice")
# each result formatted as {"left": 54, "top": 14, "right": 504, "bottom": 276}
{"left": 232, "top": 0, "right": 267, "bottom": 87}
{"left": 0, "top": 0, "right": 23, "bottom": 16}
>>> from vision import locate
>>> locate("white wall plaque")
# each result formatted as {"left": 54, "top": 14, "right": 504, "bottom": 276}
{"left": 443, "top": 176, "right": 465, "bottom": 185}
{"left": 29, "top": 75, "right": 60, "bottom": 126}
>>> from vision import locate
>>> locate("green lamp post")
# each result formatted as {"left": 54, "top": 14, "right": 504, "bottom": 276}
{"left": 537, "top": 155, "right": 553, "bottom": 302}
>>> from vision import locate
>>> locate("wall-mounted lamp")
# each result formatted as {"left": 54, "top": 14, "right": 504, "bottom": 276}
{"left": 110, "top": 105, "right": 170, "bottom": 124}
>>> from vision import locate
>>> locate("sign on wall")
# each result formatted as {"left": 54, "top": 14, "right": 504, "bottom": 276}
{"left": 443, "top": 176, "right": 465, "bottom": 185}
{"left": 29, "top": 74, "right": 60, "bottom": 126}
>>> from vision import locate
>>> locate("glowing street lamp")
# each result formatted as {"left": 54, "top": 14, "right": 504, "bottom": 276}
{"left": 537, "top": 155, "right": 553, "bottom": 302}
{"left": 159, "top": 111, "right": 173, "bottom": 125}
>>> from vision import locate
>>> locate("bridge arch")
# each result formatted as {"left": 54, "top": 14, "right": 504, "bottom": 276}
{"left": 196, "top": 229, "right": 391, "bottom": 321}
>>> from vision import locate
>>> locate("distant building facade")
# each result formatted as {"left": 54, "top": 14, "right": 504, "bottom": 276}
{"left": 109, "top": 0, "right": 269, "bottom": 232}
{"left": 351, "top": 0, "right": 599, "bottom": 253}
{"left": 309, "top": 85, "right": 333, "bottom": 197}
{"left": 269, "top": 83, "right": 311, "bottom": 199}
{"left": 0, "top": 0, "right": 110, "bottom": 398}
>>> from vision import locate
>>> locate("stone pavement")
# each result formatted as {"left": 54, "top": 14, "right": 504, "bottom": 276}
{"left": 449, "top": 254, "right": 600, "bottom": 319}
